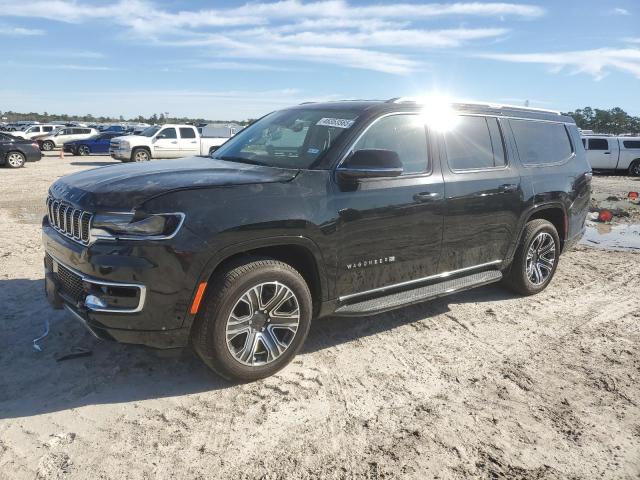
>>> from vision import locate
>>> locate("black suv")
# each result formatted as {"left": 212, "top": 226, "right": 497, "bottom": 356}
{"left": 42, "top": 99, "right": 591, "bottom": 380}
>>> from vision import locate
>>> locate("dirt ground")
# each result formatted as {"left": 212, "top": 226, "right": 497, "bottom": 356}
{"left": 1, "top": 154, "right": 639, "bottom": 480}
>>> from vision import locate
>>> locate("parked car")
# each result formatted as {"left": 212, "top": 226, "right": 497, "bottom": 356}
{"left": 0, "top": 132, "right": 42, "bottom": 168}
{"left": 581, "top": 134, "right": 640, "bottom": 176}
{"left": 63, "top": 132, "right": 124, "bottom": 156}
{"left": 10, "top": 124, "right": 64, "bottom": 140}
{"left": 35, "top": 127, "right": 98, "bottom": 151}
{"left": 42, "top": 99, "right": 591, "bottom": 380}
{"left": 109, "top": 124, "right": 232, "bottom": 162}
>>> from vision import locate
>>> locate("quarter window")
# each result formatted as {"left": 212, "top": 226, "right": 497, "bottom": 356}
{"left": 352, "top": 114, "right": 428, "bottom": 175}
{"left": 179, "top": 127, "right": 196, "bottom": 139}
{"left": 623, "top": 140, "right": 640, "bottom": 149}
{"left": 510, "top": 120, "right": 573, "bottom": 165}
{"left": 444, "top": 116, "right": 505, "bottom": 171}
{"left": 588, "top": 138, "right": 609, "bottom": 151}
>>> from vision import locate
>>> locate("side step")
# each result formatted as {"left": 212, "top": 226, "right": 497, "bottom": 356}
{"left": 334, "top": 270, "right": 502, "bottom": 316}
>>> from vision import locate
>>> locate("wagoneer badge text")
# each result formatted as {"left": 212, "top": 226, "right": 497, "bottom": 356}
{"left": 346, "top": 256, "right": 396, "bottom": 270}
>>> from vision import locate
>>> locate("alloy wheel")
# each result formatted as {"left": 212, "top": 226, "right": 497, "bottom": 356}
{"left": 6, "top": 153, "right": 25, "bottom": 168}
{"left": 225, "top": 281, "right": 300, "bottom": 366}
{"left": 134, "top": 151, "right": 149, "bottom": 162}
{"left": 526, "top": 232, "right": 556, "bottom": 286}
{"left": 79, "top": 145, "right": 90, "bottom": 156}
{"left": 631, "top": 162, "right": 640, "bottom": 177}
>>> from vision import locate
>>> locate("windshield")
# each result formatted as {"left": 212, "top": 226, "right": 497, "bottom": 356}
{"left": 212, "top": 108, "right": 361, "bottom": 169}
{"left": 140, "top": 126, "right": 161, "bottom": 137}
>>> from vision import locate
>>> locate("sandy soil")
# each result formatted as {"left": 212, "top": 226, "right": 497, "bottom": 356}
{"left": 1, "top": 155, "right": 639, "bottom": 479}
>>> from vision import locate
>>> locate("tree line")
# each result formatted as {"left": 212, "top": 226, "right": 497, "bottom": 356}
{"left": 0, "top": 110, "right": 254, "bottom": 126}
{"left": 562, "top": 107, "right": 640, "bottom": 135}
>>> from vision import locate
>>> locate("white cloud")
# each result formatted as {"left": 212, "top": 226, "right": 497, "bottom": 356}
{"left": 478, "top": 48, "right": 640, "bottom": 80}
{"left": 611, "top": 7, "right": 630, "bottom": 16}
{"left": 0, "top": 24, "right": 44, "bottom": 35}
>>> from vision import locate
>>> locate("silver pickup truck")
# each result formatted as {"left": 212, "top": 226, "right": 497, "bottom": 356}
{"left": 110, "top": 124, "right": 237, "bottom": 162}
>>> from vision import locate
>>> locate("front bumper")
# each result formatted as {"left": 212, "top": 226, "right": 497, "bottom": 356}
{"left": 109, "top": 147, "right": 131, "bottom": 161}
{"left": 42, "top": 222, "right": 198, "bottom": 349}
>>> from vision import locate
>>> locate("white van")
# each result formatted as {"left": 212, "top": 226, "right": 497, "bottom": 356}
{"left": 11, "top": 124, "right": 64, "bottom": 140}
{"left": 581, "top": 135, "right": 640, "bottom": 176}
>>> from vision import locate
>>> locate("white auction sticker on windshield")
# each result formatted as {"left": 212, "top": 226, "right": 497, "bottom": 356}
{"left": 316, "top": 118, "right": 355, "bottom": 129}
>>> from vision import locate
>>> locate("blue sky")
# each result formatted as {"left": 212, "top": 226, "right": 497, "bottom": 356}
{"left": 0, "top": 0, "right": 638, "bottom": 120}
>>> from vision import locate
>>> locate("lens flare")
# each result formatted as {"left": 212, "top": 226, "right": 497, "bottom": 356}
{"left": 414, "top": 95, "right": 460, "bottom": 132}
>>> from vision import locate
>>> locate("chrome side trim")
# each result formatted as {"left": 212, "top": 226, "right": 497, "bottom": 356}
{"left": 339, "top": 260, "right": 503, "bottom": 302}
{"left": 48, "top": 252, "right": 147, "bottom": 314}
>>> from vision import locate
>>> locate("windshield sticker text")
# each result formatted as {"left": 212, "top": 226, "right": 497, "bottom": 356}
{"left": 317, "top": 118, "right": 355, "bottom": 129}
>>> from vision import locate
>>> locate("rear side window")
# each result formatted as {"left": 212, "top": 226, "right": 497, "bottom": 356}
{"left": 352, "top": 114, "right": 428, "bottom": 175}
{"left": 510, "top": 120, "right": 573, "bottom": 166}
{"left": 179, "top": 127, "right": 196, "bottom": 139}
{"left": 623, "top": 140, "right": 640, "bottom": 149}
{"left": 587, "top": 138, "right": 609, "bottom": 150}
{"left": 444, "top": 116, "right": 505, "bottom": 171}
{"left": 43, "top": 126, "right": 53, "bottom": 132}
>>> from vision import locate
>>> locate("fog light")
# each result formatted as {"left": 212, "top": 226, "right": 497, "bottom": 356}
{"left": 85, "top": 294, "right": 108, "bottom": 310}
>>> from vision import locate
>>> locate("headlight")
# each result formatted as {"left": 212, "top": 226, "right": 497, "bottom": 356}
{"left": 90, "top": 212, "right": 185, "bottom": 240}
{"left": 119, "top": 141, "right": 130, "bottom": 149}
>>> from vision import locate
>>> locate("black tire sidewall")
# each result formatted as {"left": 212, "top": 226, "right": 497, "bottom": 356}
{"left": 511, "top": 220, "right": 560, "bottom": 295}
{"left": 199, "top": 262, "right": 312, "bottom": 381}
{"left": 132, "top": 148, "right": 149, "bottom": 162}
{"left": 629, "top": 160, "right": 640, "bottom": 177}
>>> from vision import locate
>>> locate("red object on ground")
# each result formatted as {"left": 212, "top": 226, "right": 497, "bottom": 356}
{"left": 628, "top": 191, "right": 639, "bottom": 200}
{"left": 59, "top": 148, "right": 64, "bottom": 159}
{"left": 598, "top": 210, "right": 613, "bottom": 222}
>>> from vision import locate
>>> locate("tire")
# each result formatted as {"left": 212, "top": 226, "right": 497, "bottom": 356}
{"left": 42, "top": 141, "right": 55, "bottom": 152}
{"left": 5, "top": 151, "right": 26, "bottom": 168}
{"left": 78, "top": 145, "right": 90, "bottom": 156}
{"left": 502, "top": 219, "right": 560, "bottom": 296}
{"left": 629, "top": 160, "right": 640, "bottom": 177}
{"left": 191, "top": 257, "right": 312, "bottom": 381}
{"left": 131, "top": 148, "right": 150, "bottom": 162}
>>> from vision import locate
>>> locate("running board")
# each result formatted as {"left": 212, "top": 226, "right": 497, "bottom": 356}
{"left": 334, "top": 270, "right": 502, "bottom": 316}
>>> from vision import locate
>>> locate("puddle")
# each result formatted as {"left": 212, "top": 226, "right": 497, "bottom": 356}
{"left": 580, "top": 223, "right": 640, "bottom": 251}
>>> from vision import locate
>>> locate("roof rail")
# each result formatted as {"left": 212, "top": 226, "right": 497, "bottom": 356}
{"left": 386, "top": 97, "right": 561, "bottom": 115}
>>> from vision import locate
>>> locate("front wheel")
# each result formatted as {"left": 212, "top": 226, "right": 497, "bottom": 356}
{"left": 502, "top": 219, "right": 560, "bottom": 296}
{"left": 191, "top": 257, "right": 312, "bottom": 381}
{"left": 629, "top": 160, "right": 640, "bottom": 177}
{"left": 42, "top": 141, "right": 55, "bottom": 152}
{"left": 5, "top": 151, "right": 26, "bottom": 168}
{"left": 131, "top": 148, "right": 150, "bottom": 162}
{"left": 78, "top": 145, "right": 90, "bottom": 156}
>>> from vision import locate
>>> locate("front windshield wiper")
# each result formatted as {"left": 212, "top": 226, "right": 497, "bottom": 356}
{"left": 215, "top": 155, "right": 269, "bottom": 167}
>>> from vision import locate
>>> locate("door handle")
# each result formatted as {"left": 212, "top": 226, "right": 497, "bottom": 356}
{"left": 414, "top": 191, "right": 441, "bottom": 202}
{"left": 190, "top": 141, "right": 197, "bottom": 144}
{"left": 604, "top": 152, "right": 611, "bottom": 155}
{"left": 499, "top": 184, "right": 518, "bottom": 193}
{"left": 171, "top": 141, "right": 178, "bottom": 144}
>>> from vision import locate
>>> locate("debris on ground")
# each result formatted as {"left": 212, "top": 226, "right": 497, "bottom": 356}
{"left": 32, "top": 319, "right": 50, "bottom": 352}
{"left": 55, "top": 348, "right": 92, "bottom": 362}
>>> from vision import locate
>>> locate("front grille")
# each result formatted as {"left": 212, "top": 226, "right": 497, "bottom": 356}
{"left": 46, "top": 253, "right": 86, "bottom": 303}
{"left": 46, "top": 196, "right": 93, "bottom": 245}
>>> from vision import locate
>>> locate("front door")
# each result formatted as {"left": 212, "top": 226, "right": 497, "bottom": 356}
{"left": 334, "top": 113, "right": 444, "bottom": 299}
{"left": 586, "top": 138, "right": 618, "bottom": 169}
{"left": 439, "top": 115, "right": 522, "bottom": 272}
{"left": 153, "top": 127, "right": 181, "bottom": 158}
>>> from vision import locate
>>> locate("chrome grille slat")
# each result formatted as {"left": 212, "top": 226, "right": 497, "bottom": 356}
{"left": 46, "top": 195, "right": 92, "bottom": 245}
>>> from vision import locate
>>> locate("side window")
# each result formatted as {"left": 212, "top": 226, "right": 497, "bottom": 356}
{"left": 179, "top": 127, "right": 196, "bottom": 139}
{"left": 43, "top": 126, "right": 52, "bottom": 132}
{"left": 158, "top": 128, "right": 177, "bottom": 139}
{"left": 623, "top": 140, "right": 640, "bottom": 149}
{"left": 510, "top": 120, "right": 573, "bottom": 165}
{"left": 588, "top": 138, "right": 609, "bottom": 150}
{"left": 352, "top": 114, "right": 428, "bottom": 175}
{"left": 444, "top": 116, "right": 502, "bottom": 171}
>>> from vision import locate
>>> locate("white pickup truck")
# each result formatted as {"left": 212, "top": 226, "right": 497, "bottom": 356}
{"left": 582, "top": 135, "right": 640, "bottom": 176}
{"left": 109, "top": 124, "right": 234, "bottom": 162}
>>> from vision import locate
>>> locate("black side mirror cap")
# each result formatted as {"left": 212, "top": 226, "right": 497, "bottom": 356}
{"left": 337, "top": 149, "right": 403, "bottom": 181}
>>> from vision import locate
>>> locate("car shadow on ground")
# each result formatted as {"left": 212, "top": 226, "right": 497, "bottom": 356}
{"left": 69, "top": 161, "right": 119, "bottom": 167}
{"left": 0, "top": 277, "right": 515, "bottom": 419}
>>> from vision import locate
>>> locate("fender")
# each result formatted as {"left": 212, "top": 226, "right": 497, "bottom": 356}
{"left": 504, "top": 202, "right": 568, "bottom": 265}
{"left": 183, "top": 235, "right": 331, "bottom": 328}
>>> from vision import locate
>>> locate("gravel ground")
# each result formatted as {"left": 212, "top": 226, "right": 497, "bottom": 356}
{"left": 0, "top": 154, "right": 639, "bottom": 479}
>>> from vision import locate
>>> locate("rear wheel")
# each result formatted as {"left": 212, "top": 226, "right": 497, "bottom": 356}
{"left": 629, "top": 160, "right": 640, "bottom": 177}
{"left": 502, "top": 219, "right": 560, "bottom": 296}
{"left": 132, "top": 148, "right": 150, "bottom": 162}
{"left": 191, "top": 257, "right": 312, "bottom": 381}
{"left": 42, "top": 141, "right": 55, "bottom": 152}
{"left": 78, "top": 145, "right": 90, "bottom": 156}
{"left": 5, "top": 151, "right": 25, "bottom": 168}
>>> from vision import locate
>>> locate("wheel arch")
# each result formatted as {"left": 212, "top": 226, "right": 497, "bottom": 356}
{"left": 131, "top": 146, "right": 152, "bottom": 159}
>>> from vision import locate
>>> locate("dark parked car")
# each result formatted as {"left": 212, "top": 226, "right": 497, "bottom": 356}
{"left": 1, "top": 132, "right": 42, "bottom": 168}
{"left": 63, "top": 132, "right": 124, "bottom": 156}
{"left": 42, "top": 99, "right": 591, "bottom": 380}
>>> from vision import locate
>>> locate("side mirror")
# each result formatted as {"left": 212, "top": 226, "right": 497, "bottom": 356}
{"left": 337, "top": 149, "right": 403, "bottom": 181}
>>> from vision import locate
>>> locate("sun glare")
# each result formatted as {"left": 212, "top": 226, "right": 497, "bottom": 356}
{"left": 414, "top": 94, "right": 460, "bottom": 132}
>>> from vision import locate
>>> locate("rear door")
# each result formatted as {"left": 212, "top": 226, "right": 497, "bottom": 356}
{"left": 439, "top": 115, "right": 523, "bottom": 272}
{"left": 152, "top": 127, "right": 180, "bottom": 158}
{"left": 586, "top": 137, "right": 618, "bottom": 169}
{"left": 178, "top": 127, "right": 199, "bottom": 157}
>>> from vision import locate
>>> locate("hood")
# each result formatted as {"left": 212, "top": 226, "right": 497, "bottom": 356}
{"left": 49, "top": 157, "right": 299, "bottom": 210}
{"left": 110, "top": 134, "right": 138, "bottom": 143}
